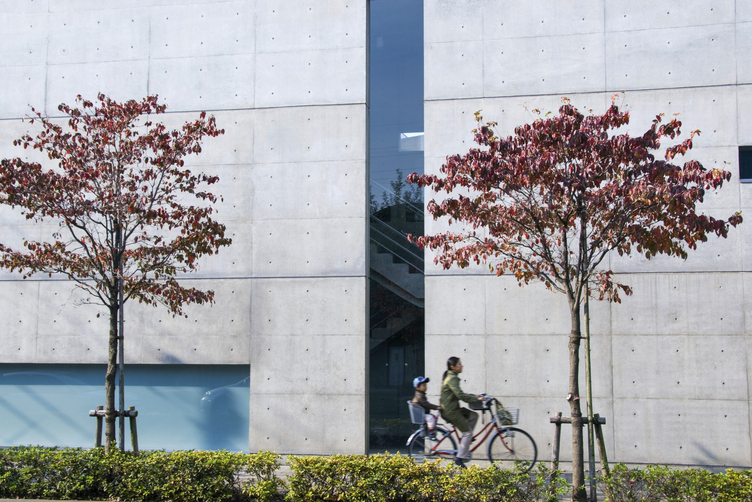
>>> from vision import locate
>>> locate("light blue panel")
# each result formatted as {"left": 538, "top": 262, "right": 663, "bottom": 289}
{"left": 0, "top": 364, "right": 250, "bottom": 452}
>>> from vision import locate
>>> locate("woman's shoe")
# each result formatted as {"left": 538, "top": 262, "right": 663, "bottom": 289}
{"left": 454, "top": 458, "right": 467, "bottom": 469}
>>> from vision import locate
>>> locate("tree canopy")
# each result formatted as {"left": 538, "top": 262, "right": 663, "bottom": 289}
{"left": 408, "top": 97, "right": 742, "bottom": 500}
{"left": 0, "top": 93, "right": 231, "bottom": 449}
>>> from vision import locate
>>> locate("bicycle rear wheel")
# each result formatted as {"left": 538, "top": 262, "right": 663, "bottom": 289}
{"left": 488, "top": 427, "right": 537, "bottom": 472}
{"left": 407, "top": 426, "right": 457, "bottom": 461}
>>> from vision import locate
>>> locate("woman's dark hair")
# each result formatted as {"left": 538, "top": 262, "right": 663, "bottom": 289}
{"left": 442, "top": 356, "right": 461, "bottom": 381}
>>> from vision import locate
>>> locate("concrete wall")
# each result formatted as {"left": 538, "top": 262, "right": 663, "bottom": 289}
{"left": 0, "top": 0, "right": 369, "bottom": 454}
{"left": 424, "top": 0, "right": 752, "bottom": 466}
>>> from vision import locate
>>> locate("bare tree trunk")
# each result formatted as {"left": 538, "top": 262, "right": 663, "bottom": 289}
{"left": 569, "top": 298, "right": 586, "bottom": 502}
{"left": 104, "top": 302, "right": 118, "bottom": 452}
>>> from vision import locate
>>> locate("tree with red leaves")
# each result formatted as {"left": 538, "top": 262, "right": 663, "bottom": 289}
{"left": 408, "top": 97, "right": 742, "bottom": 500}
{"left": 0, "top": 94, "right": 231, "bottom": 451}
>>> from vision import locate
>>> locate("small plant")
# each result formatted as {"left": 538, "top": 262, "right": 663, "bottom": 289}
{"left": 242, "top": 451, "right": 286, "bottom": 502}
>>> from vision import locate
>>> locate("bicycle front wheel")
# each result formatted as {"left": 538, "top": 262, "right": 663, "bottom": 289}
{"left": 488, "top": 427, "right": 537, "bottom": 472}
{"left": 407, "top": 426, "right": 457, "bottom": 461}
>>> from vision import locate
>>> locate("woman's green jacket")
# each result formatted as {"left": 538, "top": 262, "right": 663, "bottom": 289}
{"left": 440, "top": 370, "right": 480, "bottom": 432}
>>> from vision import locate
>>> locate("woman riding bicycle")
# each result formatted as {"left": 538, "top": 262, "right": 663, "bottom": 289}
{"left": 440, "top": 356, "right": 484, "bottom": 468}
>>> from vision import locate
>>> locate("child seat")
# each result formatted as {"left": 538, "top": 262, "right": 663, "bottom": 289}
{"left": 406, "top": 401, "right": 426, "bottom": 425}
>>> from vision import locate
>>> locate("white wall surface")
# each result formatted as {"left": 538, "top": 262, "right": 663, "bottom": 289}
{"left": 0, "top": 0, "right": 369, "bottom": 454}
{"left": 423, "top": 0, "right": 752, "bottom": 467}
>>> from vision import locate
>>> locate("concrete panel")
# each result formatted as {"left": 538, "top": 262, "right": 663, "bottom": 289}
{"left": 251, "top": 277, "right": 365, "bottom": 336}
{"left": 249, "top": 394, "right": 366, "bottom": 454}
{"left": 612, "top": 398, "right": 750, "bottom": 466}
{"left": 606, "top": 25, "right": 736, "bottom": 91}
{"left": 0, "top": 116, "right": 54, "bottom": 162}
{"left": 423, "top": 251, "right": 493, "bottom": 277}
{"left": 250, "top": 335, "right": 364, "bottom": 394}
{"left": 0, "top": 276, "right": 251, "bottom": 365}
{"left": 739, "top": 85, "right": 752, "bottom": 146}
{"left": 424, "top": 41, "right": 484, "bottom": 100}
{"left": 612, "top": 335, "right": 747, "bottom": 400}
{"left": 743, "top": 274, "right": 752, "bottom": 333}
{"left": 185, "top": 220, "right": 252, "bottom": 278}
{"left": 0, "top": 333, "right": 40, "bottom": 363}
{"left": 741, "top": 2, "right": 752, "bottom": 23}
{"left": 685, "top": 147, "right": 744, "bottom": 211}
{"left": 485, "top": 276, "right": 613, "bottom": 337}
{"left": 485, "top": 333, "right": 614, "bottom": 399}
{"left": 0, "top": 280, "right": 41, "bottom": 342}
{"left": 149, "top": 2, "right": 255, "bottom": 60}
{"left": 0, "top": 12, "right": 48, "bottom": 67}
{"left": 133, "top": 109, "right": 255, "bottom": 168}
{"left": 424, "top": 94, "right": 609, "bottom": 162}
{"left": 34, "top": 334, "right": 109, "bottom": 364}
{"left": 253, "top": 105, "right": 366, "bottom": 164}
{"left": 610, "top": 273, "right": 745, "bottom": 336}
{"left": 254, "top": 49, "right": 365, "bottom": 108}
{"left": 739, "top": 23, "right": 752, "bottom": 84}
{"left": 424, "top": 334, "right": 487, "bottom": 393}
{"left": 617, "top": 87, "right": 738, "bottom": 148}
{"left": 252, "top": 161, "right": 366, "bottom": 220}
{"left": 197, "top": 165, "right": 255, "bottom": 223}
{"left": 36, "top": 282, "right": 110, "bottom": 337}
{"left": 128, "top": 279, "right": 251, "bottom": 337}
{"left": 482, "top": 0, "right": 604, "bottom": 40}
{"left": 135, "top": 334, "right": 249, "bottom": 365}
{"left": 604, "top": 0, "right": 734, "bottom": 32}
{"left": 742, "top": 184, "right": 752, "bottom": 218}
{"left": 609, "top": 226, "right": 742, "bottom": 273}
{"left": 483, "top": 34, "right": 606, "bottom": 98}
{"left": 255, "top": 0, "right": 364, "bottom": 53}
{"left": 0, "top": 0, "right": 48, "bottom": 13}
{"left": 0, "top": 66, "right": 47, "bottom": 119}
{"left": 423, "top": 100, "right": 483, "bottom": 160}
{"left": 477, "top": 93, "right": 610, "bottom": 139}
{"left": 48, "top": 0, "right": 145, "bottom": 11}
{"left": 148, "top": 55, "right": 255, "bottom": 112}
{"left": 46, "top": 60, "right": 149, "bottom": 112}
{"left": 47, "top": 8, "right": 149, "bottom": 64}
{"left": 252, "top": 218, "right": 364, "bottom": 277}
{"left": 424, "top": 0, "right": 483, "bottom": 44}
{"left": 425, "top": 275, "right": 486, "bottom": 335}
{"left": 0, "top": 221, "right": 73, "bottom": 282}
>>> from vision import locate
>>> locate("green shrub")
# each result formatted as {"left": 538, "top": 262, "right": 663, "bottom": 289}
{"left": 286, "top": 454, "right": 438, "bottom": 501}
{"left": 112, "top": 449, "right": 245, "bottom": 502}
{"left": 601, "top": 464, "right": 752, "bottom": 502}
{"left": 5, "top": 447, "right": 752, "bottom": 502}
{"left": 601, "top": 463, "right": 662, "bottom": 502}
{"left": 0, "top": 445, "right": 114, "bottom": 500}
{"left": 0, "top": 446, "right": 277, "bottom": 502}
{"left": 285, "top": 454, "right": 566, "bottom": 502}
{"left": 242, "top": 451, "right": 286, "bottom": 502}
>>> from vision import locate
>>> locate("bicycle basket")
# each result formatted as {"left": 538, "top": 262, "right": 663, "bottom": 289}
{"left": 496, "top": 407, "right": 519, "bottom": 425}
{"left": 407, "top": 401, "right": 426, "bottom": 425}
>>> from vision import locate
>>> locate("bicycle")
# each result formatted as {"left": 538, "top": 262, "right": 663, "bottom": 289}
{"left": 405, "top": 395, "right": 537, "bottom": 472}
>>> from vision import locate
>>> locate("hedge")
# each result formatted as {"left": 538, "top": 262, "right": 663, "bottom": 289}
{"left": 600, "top": 463, "right": 752, "bottom": 502}
{"left": 1, "top": 447, "right": 751, "bottom": 502}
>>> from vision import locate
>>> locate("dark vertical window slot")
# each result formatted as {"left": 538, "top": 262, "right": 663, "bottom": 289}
{"left": 368, "top": 0, "right": 425, "bottom": 452}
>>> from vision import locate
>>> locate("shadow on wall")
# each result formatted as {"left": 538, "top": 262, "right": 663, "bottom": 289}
{"left": 195, "top": 377, "right": 250, "bottom": 450}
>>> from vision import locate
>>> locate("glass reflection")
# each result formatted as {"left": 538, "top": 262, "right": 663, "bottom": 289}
{"left": 369, "top": 0, "right": 425, "bottom": 452}
{"left": 0, "top": 364, "right": 250, "bottom": 451}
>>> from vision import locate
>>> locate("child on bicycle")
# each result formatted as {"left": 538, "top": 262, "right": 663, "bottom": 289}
{"left": 412, "top": 376, "right": 440, "bottom": 436}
